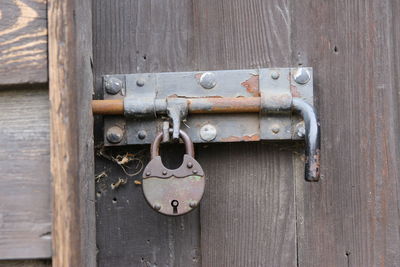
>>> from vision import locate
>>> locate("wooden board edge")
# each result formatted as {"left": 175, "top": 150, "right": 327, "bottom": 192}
{"left": 48, "top": 0, "right": 95, "bottom": 266}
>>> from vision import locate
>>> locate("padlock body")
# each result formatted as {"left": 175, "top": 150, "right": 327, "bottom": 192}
{"left": 142, "top": 154, "right": 205, "bottom": 216}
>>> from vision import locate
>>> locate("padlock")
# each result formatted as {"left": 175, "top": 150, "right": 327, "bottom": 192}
{"left": 142, "top": 129, "right": 205, "bottom": 216}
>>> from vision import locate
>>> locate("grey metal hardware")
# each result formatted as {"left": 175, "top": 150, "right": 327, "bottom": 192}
{"left": 97, "top": 67, "right": 321, "bottom": 181}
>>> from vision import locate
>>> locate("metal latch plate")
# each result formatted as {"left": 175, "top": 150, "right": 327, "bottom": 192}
{"left": 103, "top": 68, "right": 313, "bottom": 145}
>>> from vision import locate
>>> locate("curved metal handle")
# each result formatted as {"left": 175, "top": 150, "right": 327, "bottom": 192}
{"left": 151, "top": 129, "right": 195, "bottom": 159}
{"left": 292, "top": 98, "right": 321, "bottom": 182}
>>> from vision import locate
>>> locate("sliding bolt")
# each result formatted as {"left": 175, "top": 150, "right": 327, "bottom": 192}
{"left": 106, "top": 126, "right": 124, "bottom": 144}
{"left": 104, "top": 77, "right": 123, "bottom": 94}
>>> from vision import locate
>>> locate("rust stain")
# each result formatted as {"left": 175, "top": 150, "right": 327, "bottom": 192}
{"left": 309, "top": 149, "right": 321, "bottom": 179}
{"left": 241, "top": 74, "right": 260, "bottom": 97}
{"left": 221, "top": 134, "right": 260, "bottom": 142}
{"left": 169, "top": 95, "right": 223, "bottom": 99}
{"left": 291, "top": 85, "right": 301, "bottom": 97}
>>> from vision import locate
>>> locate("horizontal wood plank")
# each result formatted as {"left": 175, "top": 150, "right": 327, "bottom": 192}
{"left": 0, "top": 88, "right": 51, "bottom": 259}
{"left": 0, "top": 259, "right": 51, "bottom": 267}
{"left": 0, "top": 0, "right": 47, "bottom": 85}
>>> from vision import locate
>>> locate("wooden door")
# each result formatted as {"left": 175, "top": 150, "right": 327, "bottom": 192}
{"left": 92, "top": 1, "right": 400, "bottom": 266}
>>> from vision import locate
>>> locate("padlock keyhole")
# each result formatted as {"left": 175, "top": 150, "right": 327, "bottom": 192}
{"left": 171, "top": 200, "right": 179, "bottom": 214}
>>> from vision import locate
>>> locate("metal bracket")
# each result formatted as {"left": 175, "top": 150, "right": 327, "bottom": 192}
{"left": 98, "top": 67, "right": 320, "bottom": 181}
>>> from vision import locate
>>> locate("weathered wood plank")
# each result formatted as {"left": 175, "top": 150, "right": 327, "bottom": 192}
{"left": 292, "top": 0, "right": 400, "bottom": 266}
{"left": 0, "top": 259, "right": 51, "bottom": 267}
{"left": 192, "top": 0, "right": 297, "bottom": 266}
{"left": 0, "top": 0, "right": 47, "bottom": 85}
{"left": 93, "top": 0, "right": 200, "bottom": 266}
{"left": 0, "top": 88, "right": 51, "bottom": 260}
{"left": 48, "top": 0, "right": 95, "bottom": 265}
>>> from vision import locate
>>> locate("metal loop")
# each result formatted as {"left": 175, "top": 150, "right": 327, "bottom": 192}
{"left": 151, "top": 129, "right": 194, "bottom": 159}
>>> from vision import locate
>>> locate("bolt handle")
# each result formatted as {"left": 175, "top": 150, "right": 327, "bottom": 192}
{"left": 292, "top": 98, "right": 321, "bottom": 181}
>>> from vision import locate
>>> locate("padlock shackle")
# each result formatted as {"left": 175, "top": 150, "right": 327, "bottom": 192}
{"left": 151, "top": 129, "right": 195, "bottom": 159}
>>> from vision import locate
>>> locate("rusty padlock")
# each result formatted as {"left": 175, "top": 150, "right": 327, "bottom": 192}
{"left": 142, "top": 130, "right": 205, "bottom": 216}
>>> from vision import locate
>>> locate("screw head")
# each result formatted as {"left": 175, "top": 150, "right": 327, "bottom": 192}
{"left": 297, "top": 126, "right": 306, "bottom": 138}
{"left": 293, "top": 68, "right": 311, "bottom": 85}
{"left": 271, "top": 125, "right": 280, "bottom": 134}
{"left": 200, "top": 124, "right": 217, "bottom": 142}
{"left": 104, "top": 77, "right": 123, "bottom": 94}
{"left": 138, "top": 130, "right": 147, "bottom": 140}
{"left": 189, "top": 201, "right": 198, "bottom": 208}
{"left": 106, "top": 126, "right": 124, "bottom": 144}
{"left": 153, "top": 203, "right": 161, "bottom": 211}
{"left": 199, "top": 72, "right": 217, "bottom": 89}
{"left": 271, "top": 71, "right": 280, "bottom": 80}
{"left": 136, "top": 78, "right": 145, "bottom": 87}
{"left": 187, "top": 162, "right": 193, "bottom": 168}
{"left": 162, "top": 170, "right": 167, "bottom": 175}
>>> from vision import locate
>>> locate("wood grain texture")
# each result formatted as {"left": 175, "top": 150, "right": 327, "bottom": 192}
{"left": 0, "top": 259, "right": 51, "bottom": 267}
{"left": 48, "top": 0, "right": 95, "bottom": 266}
{"left": 0, "top": 0, "right": 47, "bottom": 85}
{"left": 93, "top": 0, "right": 298, "bottom": 266}
{"left": 193, "top": 0, "right": 297, "bottom": 266}
{"left": 93, "top": 0, "right": 200, "bottom": 266}
{"left": 0, "top": 88, "right": 51, "bottom": 260}
{"left": 292, "top": 0, "right": 400, "bottom": 266}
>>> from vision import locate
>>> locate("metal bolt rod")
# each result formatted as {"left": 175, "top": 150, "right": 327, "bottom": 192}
{"left": 92, "top": 99, "right": 124, "bottom": 115}
{"left": 292, "top": 98, "right": 321, "bottom": 182}
{"left": 92, "top": 97, "right": 261, "bottom": 115}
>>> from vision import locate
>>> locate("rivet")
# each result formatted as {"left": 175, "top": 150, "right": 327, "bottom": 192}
{"left": 145, "top": 171, "right": 151, "bottom": 176}
{"left": 189, "top": 201, "right": 198, "bottom": 208}
{"left": 106, "top": 126, "right": 124, "bottom": 144}
{"left": 271, "top": 71, "right": 280, "bottom": 80}
{"left": 138, "top": 130, "right": 147, "bottom": 140}
{"left": 271, "top": 125, "right": 280, "bottom": 134}
{"left": 162, "top": 170, "right": 167, "bottom": 175}
{"left": 200, "top": 124, "right": 217, "bottom": 142}
{"left": 199, "top": 72, "right": 217, "bottom": 89}
{"left": 153, "top": 203, "right": 161, "bottom": 211}
{"left": 136, "top": 78, "right": 145, "bottom": 87}
{"left": 187, "top": 162, "right": 193, "bottom": 168}
{"left": 104, "top": 77, "right": 123, "bottom": 95}
{"left": 192, "top": 170, "right": 198, "bottom": 174}
{"left": 293, "top": 68, "right": 311, "bottom": 85}
{"left": 297, "top": 126, "right": 306, "bottom": 138}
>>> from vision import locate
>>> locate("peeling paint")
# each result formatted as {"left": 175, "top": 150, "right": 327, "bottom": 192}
{"left": 241, "top": 74, "right": 260, "bottom": 97}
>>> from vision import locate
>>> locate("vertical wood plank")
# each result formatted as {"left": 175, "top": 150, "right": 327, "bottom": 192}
{"left": 48, "top": 0, "right": 95, "bottom": 266}
{"left": 93, "top": 1, "right": 200, "bottom": 266}
{"left": 193, "top": 0, "right": 297, "bottom": 266}
{"left": 292, "top": 0, "right": 400, "bottom": 266}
